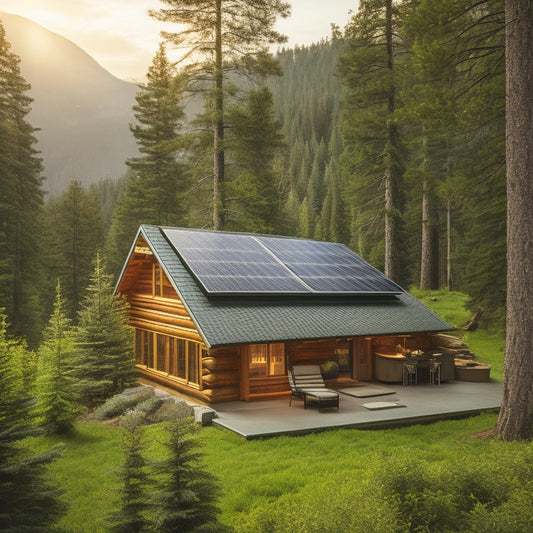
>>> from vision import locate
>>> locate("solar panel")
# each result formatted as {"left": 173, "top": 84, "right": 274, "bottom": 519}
{"left": 161, "top": 228, "right": 402, "bottom": 296}
{"left": 258, "top": 237, "right": 401, "bottom": 294}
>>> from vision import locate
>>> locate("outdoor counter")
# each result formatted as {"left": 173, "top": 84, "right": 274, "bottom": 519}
{"left": 374, "top": 352, "right": 405, "bottom": 382}
{"left": 374, "top": 351, "right": 455, "bottom": 383}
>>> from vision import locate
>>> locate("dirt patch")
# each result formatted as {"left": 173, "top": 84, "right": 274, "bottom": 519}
{"left": 470, "top": 427, "right": 497, "bottom": 439}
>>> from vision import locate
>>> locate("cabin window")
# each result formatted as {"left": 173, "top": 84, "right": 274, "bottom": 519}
{"left": 177, "top": 339, "right": 186, "bottom": 379}
{"left": 145, "top": 331, "right": 153, "bottom": 368}
{"left": 156, "top": 334, "right": 167, "bottom": 372}
{"left": 134, "top": 329, "right": 144, "bottom": 365}
{"left": 153, "top": 264, "right": 163, "bottom": 297}
{"left": 134, "top": 329, "right": 201, "bottom": 386}
{"left": 249, "top": 343, "right": 285, "bottom": 377}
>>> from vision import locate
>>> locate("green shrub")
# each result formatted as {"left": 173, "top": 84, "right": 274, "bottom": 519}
{"left": 372, "top": 447, "right": 533, "bottom": 532}
{"left": 95, "top": 388, "right": 154, "bottom": 420}
{"left": 320, "top": 360, "right": 339, "bottom": 379}
{"left": 150, "top": 399, "right": 194, "bottom": 423}
{"left": 130, "top": 394, "right": 163, "bottom": 418}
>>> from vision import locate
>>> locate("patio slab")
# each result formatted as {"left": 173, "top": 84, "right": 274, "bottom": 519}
{"left": 210, "top": 380, "right": 502, "bottom": 439}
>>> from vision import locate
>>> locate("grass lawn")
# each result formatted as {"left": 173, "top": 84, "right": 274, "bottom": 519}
{"left": 29, "top": 412, "right": 533, "bottom": 533}
{"left": 26, "top": 290, "right": 526, "bottom": 532}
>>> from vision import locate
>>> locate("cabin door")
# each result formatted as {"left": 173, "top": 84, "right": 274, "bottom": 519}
{"left": 353, "top": 337, "right": 373, "bottom": 381}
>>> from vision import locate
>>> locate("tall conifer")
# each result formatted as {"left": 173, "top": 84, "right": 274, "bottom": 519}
{"left": 338, "top": 0, "right": 406, "bottom": 283}
{"left": 226, "top": 87, "right": 285, "bottom": 233}
{"left": 0, "top": 312, "right": 65, "bottom": 530}
{"left": 73, "top": 253, "right": 135, "bottom": 408}
{"left": 44, "top": 180, "right": 104, "bottom": 320}
{"left": 106, "top": 44, "right": 187, "bottom": 277}
{"left": 151, "top": 0, "right": 290, "bottom": 230}
{"left": 34, "top": 281, "right": 81, "bottom": 434}
{"left": 0, "top": 20, "right": 45, "bottom": 347}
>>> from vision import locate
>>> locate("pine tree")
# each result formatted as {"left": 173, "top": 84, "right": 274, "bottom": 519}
{"left": 153, "top": 417, "right": 224, "bottom": 532}
{"left": 151, "top": 0, "right": 290, "bottom": 230}
{"left": 226, "top": 87, "right": 285, "bottom": 233}
{"left": 106, "top": 44, "right": 187, "bottom": 278}
{"left": 338, "top": 0, "right": 407, "bottom": 284}
{"left": 73, "top": 253, "right": 135, "bottom": 408}
{"left": 401, "top": 0, "right": 465, "bottom": 290}
{"left": 496, "top": 0, "right": 533, "bottom": 441}
{"left": 110, "top": 415, "right": 152, "bottom": 533}
{"left": 33, "top": 281, "right": 81, "bottom": 434}
{"left": 0, "top": 311, "right": 65, "bottom": 530}
{"left": 44, "top": 180, "right": 104, "bottom": 320}
{"left": 0, "top": 19, "right": 45, "bottom": 347}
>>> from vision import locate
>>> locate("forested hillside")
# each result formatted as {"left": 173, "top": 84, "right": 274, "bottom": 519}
{"left": 268, "top": 1, "right": 505, "bottom": 329}
{"left": 0, "top": 12, "right": 138, "bottom": 195}
{"left": 0, "top": 0, "right": 507, "bottom": 350}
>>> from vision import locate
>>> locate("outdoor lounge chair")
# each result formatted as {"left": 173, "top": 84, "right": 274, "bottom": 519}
{"left": 289, "top": 365, "right": 339, "bottom": 410}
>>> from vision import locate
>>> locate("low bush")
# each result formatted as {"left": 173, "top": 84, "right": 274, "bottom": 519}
{"left": 150, "top": 399, "right": 194, "bottom": 424}
{"left": 94, "top": 387, "right": 154, "bottom": 420}
{"left": 373, "top": 446, "right": 533, "bottom": 532}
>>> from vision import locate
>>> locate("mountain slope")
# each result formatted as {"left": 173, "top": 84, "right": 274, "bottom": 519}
{"left": 1, "top": 12, "right": 139, "bottom": 195}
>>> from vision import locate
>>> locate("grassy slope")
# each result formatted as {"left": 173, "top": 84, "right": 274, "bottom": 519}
{"left": 410, "top": 288, "right": 505, "bottom": 380}
{"left": 28, "top": 290, "right": 516, "bottom": 532}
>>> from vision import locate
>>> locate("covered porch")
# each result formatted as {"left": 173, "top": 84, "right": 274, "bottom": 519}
{"left": 209, "top": 379, "right": 502, "bottom": 439}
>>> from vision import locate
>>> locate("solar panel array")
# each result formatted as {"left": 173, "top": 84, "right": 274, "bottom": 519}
{"left": 162, "top": 228, "right": 402, "bottom": 296}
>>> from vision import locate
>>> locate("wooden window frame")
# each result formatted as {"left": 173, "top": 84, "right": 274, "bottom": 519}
{"left": 153, "top": 263, "right": 163, "bottom": 297}
{"left": 134, "top": 329, "right": 202, "bottom": 386}
{"left": 249, "top": 343, "right": 286, "bottom": 377}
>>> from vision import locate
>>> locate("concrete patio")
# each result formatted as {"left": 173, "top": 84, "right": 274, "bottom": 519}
{"left": 210, "top": 380, "right": 502, "bottom": 439}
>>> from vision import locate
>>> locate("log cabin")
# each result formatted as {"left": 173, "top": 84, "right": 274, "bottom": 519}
{"left": 115, "top": 225, "right": 453, "bottom": 404}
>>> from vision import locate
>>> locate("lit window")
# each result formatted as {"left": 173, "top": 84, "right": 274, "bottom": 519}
{"left": 134, "top": 330, "right": 201, "bottom": 386}
{"left": 249, "top": 343, "right": 285, "bottom": 377}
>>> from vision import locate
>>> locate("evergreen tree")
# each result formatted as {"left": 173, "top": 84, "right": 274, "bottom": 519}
{"left": 0, "top": 20, "right": 45, "bottom": 347}
{"left": 106, "top": 44, "right": 187, "bottom": 278}
{"left": 110, "top": 415, "right": 152, "bottom": 533}
{"left": 153, "top": 417, "right": 224, "bottom": 532}
{"left": 496, "top": 0, "right": 533, "bottom": 441}
{"left": 339, "top": 0, "right": 407, "bottom": 284}
{"left": 0, "top": 311, "right": 65, "bottom": 530}
{"left": 33, "top": 281, "right": 81, "bottom": 434}
{"left": 44, "top": 180, "right": 104, "bottom": 320}
{"left": 73, "top": 253, "right": 135, "bottom": 408}
{"left": 401, "top": 0, "right": 465, "bottom": 290}
{"left": 151, "top": 0, "right": 290, "bottom": 230}
{"left": 449, "top": 0, "right": 505, "bottom": 323}
{"left": 225, "top": 87, "right": 285, "bottom": 233}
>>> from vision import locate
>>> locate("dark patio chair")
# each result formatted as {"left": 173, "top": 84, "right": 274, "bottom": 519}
{"left": 289, "top": 365, "right": 339, "bottom": 410}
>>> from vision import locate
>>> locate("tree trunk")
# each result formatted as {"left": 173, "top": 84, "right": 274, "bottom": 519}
{"left": 446, "top": 200, "right": 452, "bottom": 290}
{"left": 384, "top": 165, "right": 401, "bottom": 282}
{"left": 496, "top": 0, "right": 533, "bottom": 441}
{"left": 212, "top": 0, "right": 225, "bottom": 230}
{"left": 383, "top": 0, "right": 403, "bottom": 283}
{"left": 420, "top": 176, "right": 440, "bottom": 290}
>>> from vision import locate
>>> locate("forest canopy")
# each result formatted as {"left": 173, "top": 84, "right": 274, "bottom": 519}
{"left": 0, "top": 0, "right": 507, "bottom": 347}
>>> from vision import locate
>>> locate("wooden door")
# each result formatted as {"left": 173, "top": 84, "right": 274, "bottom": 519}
{"left": 353, "top": 337, "right": 373, "bottom": 381}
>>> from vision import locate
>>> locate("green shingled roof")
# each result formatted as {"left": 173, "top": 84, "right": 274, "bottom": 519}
{"left": 120, "top": 225, "right": 453, "bottom": 348}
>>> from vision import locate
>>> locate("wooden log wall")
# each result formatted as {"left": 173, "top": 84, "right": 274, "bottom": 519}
{"left": 249, "top": 376, "right": 290, "bottom": 400}
{"left": 290, "top": 339, "right": 337, "bottom": 367}
{"left": 201, "top": 346, "right": 241, "bottom": 402}
{"left": 125, "top": 261, "right": 203, "bottom": 343}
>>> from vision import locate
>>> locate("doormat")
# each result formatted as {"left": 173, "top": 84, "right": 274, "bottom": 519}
{"left": 362, "top": 401, "right": 406, "bottom": 410}
{"left": 339, "top": 386, "right": 395, "bottom": 398}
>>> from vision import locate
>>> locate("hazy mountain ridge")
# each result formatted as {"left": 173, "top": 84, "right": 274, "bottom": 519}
{"left": 1, "top": 12, "right": 139, "bottom": 196}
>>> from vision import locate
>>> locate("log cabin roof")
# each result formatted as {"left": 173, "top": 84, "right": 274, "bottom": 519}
{"left": 116, "top": 225, "right": 453, "bottom": 348}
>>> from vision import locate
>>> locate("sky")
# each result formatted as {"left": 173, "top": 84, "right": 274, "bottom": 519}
{"left": 0, "top": 0, "right": 359, "bottom": 81}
